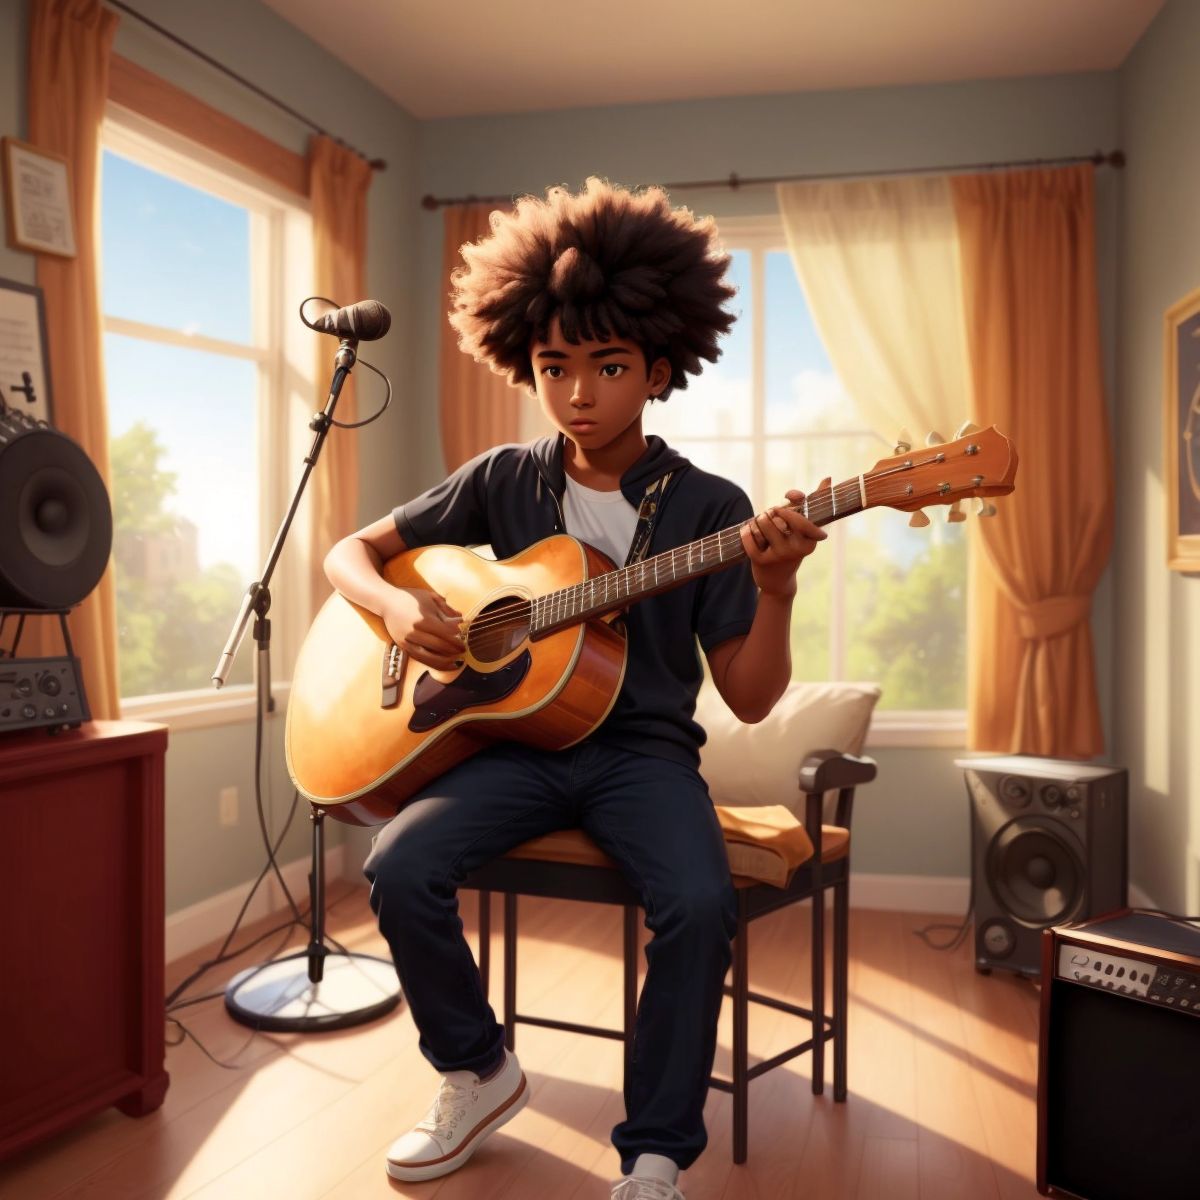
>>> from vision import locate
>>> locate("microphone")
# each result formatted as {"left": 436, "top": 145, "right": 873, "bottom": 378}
{"left": 310, "top": 299, "right": 392, "bottom": 341}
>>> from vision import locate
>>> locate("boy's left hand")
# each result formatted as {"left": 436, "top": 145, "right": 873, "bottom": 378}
{"left": 740, "top": 484, "right": 828, "bottom": 598}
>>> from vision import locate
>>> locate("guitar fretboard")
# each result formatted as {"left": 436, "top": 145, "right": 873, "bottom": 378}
{"left": 529, "top": 479, "right": 867, "bottom": 637}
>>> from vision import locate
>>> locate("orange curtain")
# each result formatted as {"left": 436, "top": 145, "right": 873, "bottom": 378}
{"left": 439, "top": 202, "right": 521, "bottom": 472}
{"left": 27, "top": 0, "right": 119, "bottom": 718}
{"left": 952, "top": 165, "right": 1113, "bottom": 757}
{"left": 308, "top": 135, "right": 372, "bottom": 615}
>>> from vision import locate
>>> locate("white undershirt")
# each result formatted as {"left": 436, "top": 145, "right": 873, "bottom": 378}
{"left": 562, "top": 473, "right": 639, "bottom": 567}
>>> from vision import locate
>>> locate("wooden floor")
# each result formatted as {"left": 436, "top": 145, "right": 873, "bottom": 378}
{"left": 0, "top": 885, "right": 1045, "bottom": 1199}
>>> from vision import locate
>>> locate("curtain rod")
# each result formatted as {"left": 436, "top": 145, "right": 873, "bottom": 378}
{"left": 105, "top": 0, "right": 386, "bottom": 171}
{"left": 420, "top": 148, "right": 1125, "bottom": 211}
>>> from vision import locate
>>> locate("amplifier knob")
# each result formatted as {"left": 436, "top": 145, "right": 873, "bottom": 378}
{"left": 43, "top": 706, "right": 55, "bottom": 719}
{"left": 39, "top": 675, "right": 61, "bottom": 696}
{"left": 1042, "top": 784, "right": 1064, "bottom": 808}
{"left": 58, "top": 703, "right": 70, "bottom": 715}
{"left": 16, "top": 678, "right": 33, "bottom": 698}
{"left": 21, "top": 703, "right": 36, "bottom": 719}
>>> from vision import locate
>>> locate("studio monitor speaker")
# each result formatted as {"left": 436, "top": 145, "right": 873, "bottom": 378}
{"left": 957, "top": 756, "right": 1128, "bottom": 977}
{"left": 0, "top": 406, "right": 112, "bottom": 610}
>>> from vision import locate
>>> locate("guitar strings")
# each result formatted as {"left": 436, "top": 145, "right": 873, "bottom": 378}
{"left": 455, "top": 465, "right": 987, "bottom": 640}
{"left": 457, "top": 475, "right": 978, "bottom": 640}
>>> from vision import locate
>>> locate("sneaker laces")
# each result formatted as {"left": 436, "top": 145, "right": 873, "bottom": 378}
{"left": 611, "top": 1177, "right": 684, "bottom": 1200}
{"left": 416, "top": 1077, "right": 478, "bottom": 1141}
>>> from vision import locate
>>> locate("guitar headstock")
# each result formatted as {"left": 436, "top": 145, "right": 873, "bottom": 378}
{"left": 866, "top": 424, "right": 1017, "bottom": 516}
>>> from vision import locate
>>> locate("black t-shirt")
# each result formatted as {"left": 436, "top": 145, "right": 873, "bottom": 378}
{"left": 393, "top": 433, "right": 758, "bottom": 769}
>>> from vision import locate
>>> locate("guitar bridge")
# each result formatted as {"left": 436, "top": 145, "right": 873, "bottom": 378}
{"left": 381, "top": 643, "right": 402, "bottom": 708}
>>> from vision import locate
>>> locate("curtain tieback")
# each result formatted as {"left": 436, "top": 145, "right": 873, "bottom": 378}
{"left": 1016, "top": 594, "right": 1091, "bottom": 641}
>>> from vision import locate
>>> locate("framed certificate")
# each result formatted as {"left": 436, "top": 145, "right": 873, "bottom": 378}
{"left": 2, "top": 137, "right": 77, "bottom": 258}
{"left": 0, "top": 276, "right": 53, "bottom": 425}
{"left": 1166, "top": 286, "right": 1200, "bottom": 571}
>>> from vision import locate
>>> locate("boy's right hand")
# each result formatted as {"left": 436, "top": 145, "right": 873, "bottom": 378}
{"left": 380, "top": 587, "right": 465, "bottom": 670}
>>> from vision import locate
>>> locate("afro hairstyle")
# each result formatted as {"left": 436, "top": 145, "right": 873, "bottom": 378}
{"left": 447, "top": 177, "right": 737, "bottom": 400}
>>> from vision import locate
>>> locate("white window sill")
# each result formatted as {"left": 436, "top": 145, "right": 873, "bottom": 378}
{"left": 120, "top": 682, "right": 291, "bottom": 733}
{"left": 864, "top": 712, "right": 966, "bottom": 749}
{"left": 119, "top": 689, "right": 965, "bottom": 746}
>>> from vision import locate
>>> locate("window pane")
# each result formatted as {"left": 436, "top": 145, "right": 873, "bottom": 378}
{"left": 105, "top": 333, "right": 258, "bottom": 697}
{"left": 766, "top": 250, "right": 843, "bottom": 436}
{"left": 844, "top": 516, "right": 967, "bottom": 710}
{"left": 101, "top": 150, "right": 252, "bottom": 344}
{"left": 656, "top": 437, "right": 753, "bottom": 501}
{"left": 648, "top": 249, "right": 751, "bottom": 442}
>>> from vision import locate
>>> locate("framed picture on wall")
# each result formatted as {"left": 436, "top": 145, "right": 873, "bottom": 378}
{"left": 0, "top": 276, "right": 54, "bottom": 425}
{"left": 1166, "top": 286, "right": 1200, "bottom": 571}
{"left": 2, "top": 137, "right": 77, "bottom": 258}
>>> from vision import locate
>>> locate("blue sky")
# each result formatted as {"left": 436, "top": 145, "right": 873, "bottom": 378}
{"left": 101, "top": 149, "right": 259, "bottom": 581}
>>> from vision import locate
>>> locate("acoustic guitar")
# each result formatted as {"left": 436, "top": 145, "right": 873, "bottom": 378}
{"left": 286, "top": 425, "right": 1017, "bottom": 824}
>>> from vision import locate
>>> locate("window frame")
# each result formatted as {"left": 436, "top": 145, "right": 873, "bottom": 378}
{"left": 101, "top": 107, "right": 314, "bottom": 731}
{"left": 708, "top": 214, "right": 967, "bottom": 746}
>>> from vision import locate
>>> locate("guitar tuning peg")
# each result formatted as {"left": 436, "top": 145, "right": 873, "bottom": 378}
{"left": 925, "top": 430, "right": 946, "bottom": 446}
{"left": 893, "top": 427, "right": 912, "bottom": 455}
{"left": 954, "top": 420, "right": 981, "bottom": 439}
{"left": 909, "top": 509, "right": 931, "bottom": 528}
{"left": 947, "top": 500, "right": 966, "bottom": 523}
{"left": 974, "top": 498, "right": 997, "bottom": 518}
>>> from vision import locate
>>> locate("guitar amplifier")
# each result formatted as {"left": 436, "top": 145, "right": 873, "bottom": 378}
{"left": 1038, "top": 910, "right": 1200, "bottom": 1199}
{"left": 0, "top": 656, "right": 90, "bottom": 732}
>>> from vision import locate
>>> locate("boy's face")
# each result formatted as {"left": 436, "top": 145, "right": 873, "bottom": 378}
{"left": 530, "top": 317, "right": 671, "bottom": 452}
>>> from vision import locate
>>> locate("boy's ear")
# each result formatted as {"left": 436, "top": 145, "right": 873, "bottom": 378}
{"left": 648, "top": 355, "right": 672, "bottom": 397}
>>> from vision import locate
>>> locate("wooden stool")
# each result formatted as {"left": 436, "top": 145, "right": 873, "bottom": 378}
{"left": 463, "top": 749, "right": 876, "bottom": 1164}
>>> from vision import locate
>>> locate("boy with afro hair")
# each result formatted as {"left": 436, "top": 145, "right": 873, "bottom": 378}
{"left": 325, "top": 177, "right": 826, "bottom": 1197}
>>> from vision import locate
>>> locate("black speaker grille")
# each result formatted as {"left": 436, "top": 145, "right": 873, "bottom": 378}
{"left": 1046, "top": 979, "right": 1200, "bottom": 1199}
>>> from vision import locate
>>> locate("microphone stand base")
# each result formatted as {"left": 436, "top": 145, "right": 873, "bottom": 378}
{"left": 224, "top": 951, "right": 401, "bottom": 1033}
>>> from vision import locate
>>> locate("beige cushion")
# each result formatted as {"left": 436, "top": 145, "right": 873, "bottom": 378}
{"left": 695, "top": 679, "right": 881, "bottom": 815}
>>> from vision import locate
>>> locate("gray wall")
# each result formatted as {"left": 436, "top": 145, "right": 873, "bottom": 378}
{"left": 414, "top": 73, "right": 1123, "bottom": 881}
{"left": 0, "top": 0, "right": 417, "bottom": 912}
{"left": 1117, "top": 0, "right": 1200, "bottom": 913}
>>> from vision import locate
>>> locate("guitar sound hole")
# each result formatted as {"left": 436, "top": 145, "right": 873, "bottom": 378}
{"left": 467, "top": 594, "right": 531, "bottom": 664}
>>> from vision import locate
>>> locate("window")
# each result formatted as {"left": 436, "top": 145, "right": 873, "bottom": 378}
{"left": 520, "top": 214, "right": 967, "bottom": 738}
{"left": 100, "top": 113, "right": 314, "bottom": 719}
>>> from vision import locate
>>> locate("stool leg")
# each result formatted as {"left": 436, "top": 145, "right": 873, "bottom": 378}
{"left": 478, "top": 890, "right": 491, "bottom": 1001}
{"left": 833, "top": 876, "right": 849, "bottom": 1102}
{"left": 623, "top": 904, "right": 638, "bottom": 1107}
{"left": 733, "top": 890, "right": 749, "bottom": 1165}
{"left": 811, "top": 887, "right": 825, "bottom": 1096}
{"left": 503, "top": 893, "right": 517, "bottom": 1052}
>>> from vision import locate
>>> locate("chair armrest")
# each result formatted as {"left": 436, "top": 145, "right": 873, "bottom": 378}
{"left": 798, "top": 750, "right": 878, "bottom": 794}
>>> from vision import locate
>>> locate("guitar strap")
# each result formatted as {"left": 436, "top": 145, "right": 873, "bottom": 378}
{"left": 624, "top": 471, "right": 674, "bottom": 567}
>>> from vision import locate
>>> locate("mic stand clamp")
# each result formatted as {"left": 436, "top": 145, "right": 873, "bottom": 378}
{"left": 217, "top": 335, "right": 401, "bottom": 1032}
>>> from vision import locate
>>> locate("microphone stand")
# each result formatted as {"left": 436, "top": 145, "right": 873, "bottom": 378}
{"left": 212, "top": 336, "right": 401, "bottom": 1032}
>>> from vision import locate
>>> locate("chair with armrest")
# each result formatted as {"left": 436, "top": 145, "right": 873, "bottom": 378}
{"left": 463, "top": 680, "right": 880, "bottom": 1164}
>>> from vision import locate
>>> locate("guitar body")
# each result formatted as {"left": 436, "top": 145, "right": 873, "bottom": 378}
{"left": 285, "top": 535, "right": 628, "bottom": 825}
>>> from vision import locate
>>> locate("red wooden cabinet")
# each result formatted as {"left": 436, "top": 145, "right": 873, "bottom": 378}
{"left": 0, "top": 720, "right": 169, "bottom": 1161}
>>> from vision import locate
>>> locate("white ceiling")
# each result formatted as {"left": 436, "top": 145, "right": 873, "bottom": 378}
{"left": 260, "top": 0, "right": 1164, "bottom": 121}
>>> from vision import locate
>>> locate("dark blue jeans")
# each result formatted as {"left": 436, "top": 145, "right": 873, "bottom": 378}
{"left": 362, "top": 738, "right": 738, "bottom": 1174}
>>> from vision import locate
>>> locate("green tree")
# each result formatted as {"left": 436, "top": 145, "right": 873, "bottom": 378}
{"left": 110, "top": 422, "right": 251, "bottom": 697}
{"left": 846, "top": 531, "right": 967, "bottom": 710}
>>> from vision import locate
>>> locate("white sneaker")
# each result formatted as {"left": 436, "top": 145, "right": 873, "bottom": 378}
{"left": 611, "top": 1178, "right": 685, "bottom": 1199}
{"left": 385, "top": 1050, "right": 529, "bottom": 1182}
{"left": 611, "top": 1153, "right": 684, "bottom": 1198}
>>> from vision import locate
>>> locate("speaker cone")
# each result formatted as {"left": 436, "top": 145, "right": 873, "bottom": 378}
{"left": 0, "top": 421, "right": 112, "bottom": 609}
{"left": 987, "top": 817, "right": 1086, "bottom": 926}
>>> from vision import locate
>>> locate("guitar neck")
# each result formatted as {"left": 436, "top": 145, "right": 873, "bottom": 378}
{"left": 530, "top": 474, "right": 868, "bottom": 638}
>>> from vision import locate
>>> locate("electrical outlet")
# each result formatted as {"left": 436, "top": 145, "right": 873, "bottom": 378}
{"left": 219, "top": 785, "right": 239, "bottom": 827}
